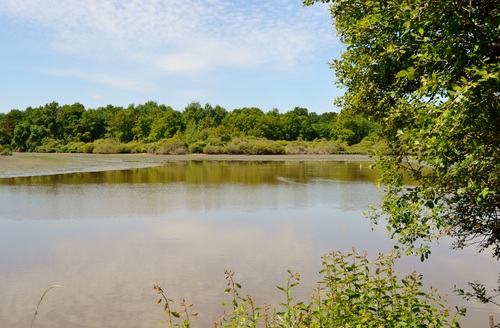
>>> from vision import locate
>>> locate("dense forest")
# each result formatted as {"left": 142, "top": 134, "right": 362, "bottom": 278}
{"left": 0, "top": 101, "right": 382, "bottom": 155}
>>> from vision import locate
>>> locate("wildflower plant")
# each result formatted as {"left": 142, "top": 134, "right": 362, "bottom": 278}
{"left": 155, "top": 249, "right": 463, "bottom": 327}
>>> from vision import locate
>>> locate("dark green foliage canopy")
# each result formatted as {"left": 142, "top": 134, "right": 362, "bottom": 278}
{"left": 306, "top": 0, "right": 500, "bottom": 259}
{"left": 1, "top": 100, "right": 357, "bottom": 153}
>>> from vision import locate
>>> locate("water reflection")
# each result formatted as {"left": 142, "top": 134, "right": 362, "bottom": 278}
{"left": 0, "top": 160, "right": 380, "bottom": 186}
{"left": 0, "top": 161, "right": 497, "bottom": 327}
{"left": 0, "top": 161, "right": 380, "bottom": 221}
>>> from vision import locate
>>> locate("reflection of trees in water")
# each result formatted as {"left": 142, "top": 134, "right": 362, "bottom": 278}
{"left": 0, "top": 160, "right": 381, "bottom": 186}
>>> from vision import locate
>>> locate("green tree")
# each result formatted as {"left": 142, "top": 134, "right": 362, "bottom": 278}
{"left": 181, "top": 102, "right": 208, "bottom": 144}
{"left": 148, "top": 107, "right": 183, "bottom": 141}
{"left": 80, "top": 108, "right": 107, "bottom": 142}
{"left": 10, "top": 102, "right": 60, "bottom": 151}
{"left": 131, "top": 101, "right": 163, "bottom": 141}
{"left": 331, "top": 113, "right": 377, "bottom": 145}
{"left": 282, "top": 107, "right": 315, "bottom": 141}
{"left": 56, "top": 103, "right": 85, "bottom": 142}
{"left": 309, "top": 111, "right": 337, "bottom": 139}
{"left": 181, "top": 102, "right": 205, "bottom": 127}
{"left": 222, "top": 107, "right": 268, "bottom": 138}
{"left": 107, "top": 105, "right": 134, "bottom": 142}
{"left": 304, "top": 0, "right": 500, "bottom": 259}
{"left": 12, "top": 121, "right": 32, "bottom": 151}
{"left": 261, "top": 108, "right": 284, "bottom": 140}
{"left": 207, "top": 104, "right": 228, "bottom": 127}
{"left": 0, "top": 109, "right": 24, "bottom": 146}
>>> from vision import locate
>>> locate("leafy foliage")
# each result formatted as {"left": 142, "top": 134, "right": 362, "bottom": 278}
{"left": 456, "top": 280, "right": 500, "bottom": 307}
{"left": 304, "top": 0, "right": 500, "bottom": 261}
{"left": 154, "top": 284, "right": 197, "bottom": 328}
{"left": 155, "top": 250, "right": 462, "bottom": 327}
{"left": 0, "top": 101, "right": 381, "bottom": 155}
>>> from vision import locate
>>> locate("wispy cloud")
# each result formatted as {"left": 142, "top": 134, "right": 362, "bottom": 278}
{"left": 0, "top": 0, "right": 334, "bottom": 73}
{"left": 41, "top": 68, "right": 153, "bottom": 92}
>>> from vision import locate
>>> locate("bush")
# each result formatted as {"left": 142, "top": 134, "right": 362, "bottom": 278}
{"left": 308, "top": 139, "right": 344, "bottom": 154}
{"left": 92, "top": 139, "right": 129, "bottom": 154}
{"left": 346, "top": 138, "right": 379, "bottom": 154}
{"left": 35, "top": 138, "right": 63, "bottom": 153}
{"left": 250, "top": 139, "right": 285, "bottom": 155}
{"left": 0, "top": 144, "right": 12, "bottom": 156}
{"left": 284, "top": 140, "right": 308, "bottom": 154}
{"left": 189, "top": 140, "right": 206, "bottom": 154}
{"left": 224, "top": 138, "right": 285, "bottom": 155}
{"left": 82, "top": 143, "right": 94, "bottom": 153}
{"left": 155, "top": 250, "right": 463, "bottom": 327}
{"left": 203, "top": 144, "right": 223, "bottom": 154}
{"left": 152, "top": 138, "right": 188, "bottom": 155}
{"left": 92, "top": 139, "right": 119, "bottom": 154}
{"left": 120, "top": 140, "right": 148, "bottom": 154}
{"left": 61, "top": 141, "right": 86, "bottom": 153}
{"left": 226, "top": 138, "right": 251, "bottom": 154}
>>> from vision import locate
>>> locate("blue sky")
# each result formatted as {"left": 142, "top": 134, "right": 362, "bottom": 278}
{"left": 0, "top": 0, "right": 344, "bottom": 114}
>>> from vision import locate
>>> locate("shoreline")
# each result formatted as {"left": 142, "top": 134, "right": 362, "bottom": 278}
{"left": 0, "top": 152, "right": 373, "bottom": 178}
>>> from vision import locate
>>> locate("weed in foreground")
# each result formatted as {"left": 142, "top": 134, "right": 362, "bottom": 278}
{"left": 31, "top": 285, "right": 63, "bottom": 328}
{"left": 155, "top": 249, "right": 464, "bottom": 327}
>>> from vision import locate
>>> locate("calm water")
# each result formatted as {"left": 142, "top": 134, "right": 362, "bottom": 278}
{"left": 0, "top": 160, "right": 498, "bottom": 327}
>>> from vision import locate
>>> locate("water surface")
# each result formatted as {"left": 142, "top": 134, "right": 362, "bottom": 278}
{"left": 0, "top": 160, "right": 497, "bottom": 327}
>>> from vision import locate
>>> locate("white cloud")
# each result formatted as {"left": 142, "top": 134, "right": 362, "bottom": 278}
{"left": 0, "top": 0, "right": 334, "bottom": 73}
{"left": 41, "top": 68, "right": 153, "bottom": 92}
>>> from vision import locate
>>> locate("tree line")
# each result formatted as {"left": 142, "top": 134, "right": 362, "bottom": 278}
{"left": 0, "top": 101, "right": 381, "bottom": 155}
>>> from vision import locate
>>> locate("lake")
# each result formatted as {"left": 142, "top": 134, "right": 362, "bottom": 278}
{"left": 0, "top": 159, "right": 498, "bottom": 327}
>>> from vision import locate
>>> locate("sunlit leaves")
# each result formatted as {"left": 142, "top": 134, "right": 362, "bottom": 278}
{"left": 156, "top": 250, "right": 461, "bottom": 327}
{"left": 306, "top": 0, "right": 500, "bottom": 260}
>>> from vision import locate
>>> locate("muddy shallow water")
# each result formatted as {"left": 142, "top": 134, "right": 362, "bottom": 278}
{"left": 0, "top": 155, "right": 498, "bottom": 327}
{"left": 0, "top": 153, "right": 372, "bottom": 178}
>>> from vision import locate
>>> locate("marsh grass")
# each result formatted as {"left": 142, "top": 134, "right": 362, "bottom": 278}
{"left": 31, "top": 285, "right": 63, "bottom": 328}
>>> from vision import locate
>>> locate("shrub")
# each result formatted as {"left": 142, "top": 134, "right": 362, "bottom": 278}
{"left": 121, "top": 140, "right": 148, "bottom": 154}
{"left": 82, "top": 143, "right": 94, "bottom": 153}
{"left": 35, "top": 138, "right": 63, "bottom": 153}
{"left": 284, "top": 140, "right": 308, "bottom": 154}
{"left": 0, "top": 144, "right": 12, "bottom": 156}
{"left": 153, "top": 138, "right": 188, "bottom": 155}
{"left": 226, "top": 138, "right": 251, "bottom": 154}
{"left": 347, "top": 138, "right": 379, "bottom": 154}
{"left": 189, "top": 140, "right": 206, "bottom": 154}
{"left": 92, "top": 139, "right": 122, "bottom": 154}
{"left": 203, "top": 144, "right": 223, "bottom": 154}
{"left": 308, "top": 139, "right": 343, "bottom": 154}
{"left": 155, "top": 250, "right": 463, "bottom": 327}
{"left": 62, "top": 141, "right": 86, "bottom": 153}
{"left": 250, "top": 139, "right": 285, "bottom": 155}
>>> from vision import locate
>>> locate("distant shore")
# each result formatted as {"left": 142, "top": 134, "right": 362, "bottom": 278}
{"left": 0, "top": 152, "right": 373, "bottom": 178}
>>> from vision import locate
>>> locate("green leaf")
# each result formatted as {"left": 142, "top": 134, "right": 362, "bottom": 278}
{"left": 396, "top": 70, "right": 408, "bottom": 78}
